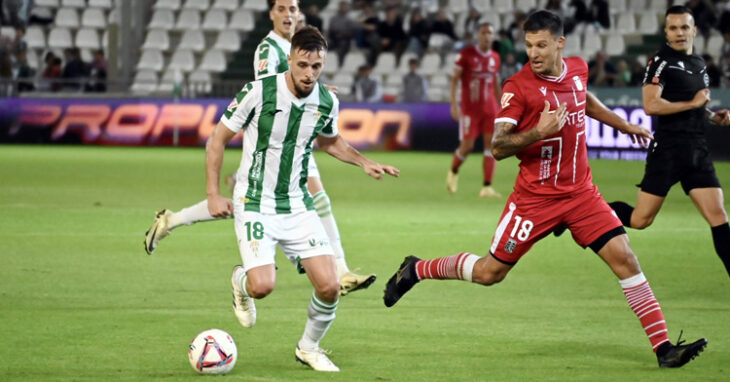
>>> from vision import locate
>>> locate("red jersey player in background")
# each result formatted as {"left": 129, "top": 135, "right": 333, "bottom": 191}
{"left": 447, "top": 22, "right": 502, "bottom": 198}
{"left": 385, "top": 10, "right": 707, "bottom": 368}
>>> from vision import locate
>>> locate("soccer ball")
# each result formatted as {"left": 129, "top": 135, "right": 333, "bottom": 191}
{"left": 188, "top": 329, "right": 237, "bottom": 375}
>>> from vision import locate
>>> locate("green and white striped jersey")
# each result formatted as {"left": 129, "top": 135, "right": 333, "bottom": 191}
{"left": 254, "top": 31, "right": 291, "bottom": 80}
{"left": 221, "top": 73, "right": 339, "bottom": 215}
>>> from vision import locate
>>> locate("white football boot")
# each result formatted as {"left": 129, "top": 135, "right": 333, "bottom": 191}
{"left": 295, "top": 346, "right": 340, "bottom": 372}
{"left": 446, "top": 170, "right": 458, "bottom": 194}
{"left": 144, "top": 209, "right": 172, "bottom": 254}
{"left": 478, "top": 185, "right": 501, "bottom": 198}
{"left": 231, "top": 266, "right": 256, "bottom": 328}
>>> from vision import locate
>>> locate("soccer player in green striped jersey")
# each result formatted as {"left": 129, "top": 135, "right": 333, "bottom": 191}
{"left": 144, "top": 0, "right": 376, "bottom": 297}
{"left": 207, "top": 26, "right": 399, "bottom": 371}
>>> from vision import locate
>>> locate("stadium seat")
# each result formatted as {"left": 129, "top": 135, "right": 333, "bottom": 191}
{"left": 229, "top": 9, "right": 255, "bottom": 32}
{"left": 188, "top": 69, "right": 213, "bottom": 94}
{"left": 442, "top": 52, "right": 457, "bottom": 75}
{"left": 202, "top": 9, "right": 228, "bottom": 31}
{"left": 563, "top": 34, "right": 581, "bottom": 57}
{"left": 26, "top": 49, "right": 39, "bottom": 69}
{"left": 75, "top": 28, "right": 100, "bottom": 49}
{"left": 385, "top": 73, "right": 402, "bottom": 87}
{"left": 213, "top": 29, "right": 241, "bottom": 51}
{"left": 54, "top": 8, "right": 80, "bottom": 28}
{"left": 448, "top": 0, "right": 469, "bottom": 16}
{"left": 647, "top": 0, "right": 666, "bottom": 11}
{"left": 373, "top": 52, "right": 396, "bottom": 77}
{"left": 615, "top": 12, "right": 636, "bottom": 34}
{"left": 108, "top": 7, "right": 118, "bottom": 25}
{"left": 183, "top": 0, "right": 210, "bottom": 10}
{"left": 154, "top": 0, "right": 181, "bottom": 10}
{"left": 492, "top": 0, "right": 514, "bottom": 14}
{"left": 430, "top": 74, "right": 449, "bottom": 89}
{"left": 242, "top": 0, "right": 268, "bottom": 12}
{"left": 604, "top": 34, "right": 625, "bottom": 56}
{"left": 212, "top": 0, "right": 239, "bottom": 11}
{"left": 35, "top": 0, "right": 60, "bottom": 7}
{"left": 428, "top": 33, "right": 452, "bottom": 51}
{"left": 88, "top": 0, "right": 113, "bottom": 9}
{"left": 0, "top": 26, "right": 14, "bottom": 41}
{"left": 131, "top": 70, "right": 159, "bottom": 94}
{"left": 481, "top": 12, "right": 501, "bottom": 31}
{"left": 419, "top": 53, "right": 442, "bottom": 76}
{"left": 156, "top": 69, "right": 183, "bottom": 93}
{"left": 693, "top": 34, "right": 705, "bottom": 55}
{"left": 143, "top": 29, "right": 170, "bottom": 51}
{"left": 81, "top": 8, "right": 107, "bottom": 29}
{"left": 627, "top": 0, "right": 647, "bottom": 12}
{"left": 426, "top": 87, "right": 443, "bottom": 102}
{"left": 48, "top": 27, "right": 73, "bottom": 49}
{"left": 339, "top": 51, "right": 366, "bottom": 75}
{"left": 322, "top": 52, "right": 339, "bottom": 76}
{"left": 167, "top": 49, "right": 196, "bottom": 72}
{"left": 610, "top": 0, "right": 627, "bottom": 14}
{"left": 137, "top": 49, "right": 165, "bottom": 71}
{"left": 638, "top": 11, "right": 658, "bottom": 34}
{"left": 331, "top": 72, "right": 354, "bottom": 90}
{"left": 515, "top": 0, "right": 537, "bottom": 12}
{"left": 175, "top": 9, "right": 201, "bottom": 30}
{"left": 62, "top": 0, "right": 86, "bottom": 8}
{"left": 582, "top": 33, "right": 602, "bottom": 60}
{"left": 198, "top": 49, "right": 227, "bottom": 72}
{"left": 148, "top": 9, "right": 175, "bottom": 30}
{"left": 79, "top": 47, "right": 93, "bottom": 62}
{"left": 706, "top": 35, "right": 723, "bottom": 56}
{"left": 397, "top": 52, "right": 417, "bottom": 74}
{"left": 178, "top": 29, "right": 205, "bottom": 52}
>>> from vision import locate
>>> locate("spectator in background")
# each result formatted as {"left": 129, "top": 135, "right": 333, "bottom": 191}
{"left": 497, "top": 29, "right": 515, "bottom": 60}
{"left": 353, "top": 64, "right": 382, "bottom": 102}
{"left": 703, "top": 54, "right": 722, "bottom": 87}
{"left": 630, "top": 58, "right": 645, "bottom": 86}
{"left": 14, "top": 49, "right": 34, "bottom": 92}
{"left": 406, "top": 9, "right": 430, "bottom": 56}
{"left": 685, "top": 0, "right": 716, "bottom": 38}
{"left": 356, "top": 3, "right": 380, "bottom": 65}
{"left": 61, "top": 47, "right": 88, "bottom": 91}
{"left": 431, "top": 9, "right": 457, "bottom": 42}
{"left": 499, "top": 51, "right": 521, "bottom": 80}
{"left": 327, "top": 1, "right": 356, "bottom": 67}
{"left": 463, "top": 7, "right": 482, "bottom": 36}
{"left": 588, "top": 50, "right": 617, "bottom": 86}
{"left": 453, "top": 30, "right": 473, "bottom": 51}
{"left": 507, "top": 11, "right": 527, "bottom": 61}
{"left": 88, "top": 49, "right": 107, "bottom": 92}
{"left": 12, "top": 26, "right": 26, "bottom": 55}
{"left": 588, "top": 0, "right": 610, "bottom": 30}
{"left": 377, "top": 7, "right": 407, "bottom": 62}
{"left": 42, "top": 51, "right": 62, "bottom": 91}
{"left": 402, "top": 58, "right": 427, "bottom": 102}
{"left": 545, "top": 0, "right": 575, "bottom": 34}
{"left": 614, "top": 59, "right": 632, "bottom": 87}
{"left": 569, "top": 0, "right": 591, "bottom": 29}
{"left": 304, "top": 4, "right": 323, "bottom": 32}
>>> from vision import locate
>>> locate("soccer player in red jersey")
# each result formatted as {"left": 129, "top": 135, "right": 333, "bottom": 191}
{"left": 447, "top": 22, "right": 502, "bottom": 198}
{"left": 384, "top": 10, "right": 707, "bottom": 368}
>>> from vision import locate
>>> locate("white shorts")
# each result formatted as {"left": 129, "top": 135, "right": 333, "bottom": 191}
{"left": 308, "top": 156, "right": 320, "bottom": 179}
{"left": 233, "top": 207, "right": 333, "bottom": 272}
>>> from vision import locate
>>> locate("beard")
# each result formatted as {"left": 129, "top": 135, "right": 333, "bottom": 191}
{"left": 293, "top": 81, "right": 315, "bottom": 98}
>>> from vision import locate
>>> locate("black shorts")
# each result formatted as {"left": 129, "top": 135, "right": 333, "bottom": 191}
{"left": 638, "top": 137, "right": 721, "bottom": 197}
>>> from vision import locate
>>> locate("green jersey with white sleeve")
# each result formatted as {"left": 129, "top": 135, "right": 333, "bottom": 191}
{"left": 221, "top": 73, "right": 339, "bottom": 215}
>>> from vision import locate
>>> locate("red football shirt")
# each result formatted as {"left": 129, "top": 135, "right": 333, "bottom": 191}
{"left": 454, "top": 45, "right": 501, "bottom": 115}
{"left": 495, "top": 57, "right": 592, "bottom": 198}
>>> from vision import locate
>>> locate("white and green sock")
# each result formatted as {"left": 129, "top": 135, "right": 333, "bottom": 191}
{"left": 312, "top": 191, "right": 349, "bottom": 276}
{"left": 298, "top": 293, "right": 338, "bottom": 351}
{"left": 168, "top": 200, "right": 219, "bottom": 230}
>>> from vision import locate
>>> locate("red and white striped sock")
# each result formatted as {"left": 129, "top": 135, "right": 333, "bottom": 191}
{"left": 415, "top": 252, "right": 481, "bottom": 281}
{"left": 620, "top": 273, "right": 670, "bottom": 352}
{"left": 451, "top": 150, "right": 465, "bottom": 174}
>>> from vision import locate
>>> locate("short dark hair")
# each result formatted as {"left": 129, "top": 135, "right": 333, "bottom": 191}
{"left": 523, "top": 10, "right": 563, "bottom": 37}
{"left": 665, "top": 5, "right": 693, "bottom": 18}
{"left": 268, "top": 0, "right": 299, "bottom": 10}
{"left": 291, "top": 25, "right": 327, "bottom": 52}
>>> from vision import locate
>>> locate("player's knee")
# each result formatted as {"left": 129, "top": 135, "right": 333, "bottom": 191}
{"left": 315, "top": 280, "right": 340, "bottom": 302}
{"left": 247, "top": 281, "right": 275, "bottom": 299}
{"left": 631, "top": 215, "right": 654, "bottom": 229}
{"left": 706, "top": 206, "right": 728, "bottom": 225}
{"left": 460, "top": 141, "right": 475, "bottom": 153}
{"left": 472, "top": 270, "right": 506, "bottom": 286}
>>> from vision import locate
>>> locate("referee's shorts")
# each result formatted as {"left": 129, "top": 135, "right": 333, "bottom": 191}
{"left": 638, "top": 136, "right": 721, "bottom": 197}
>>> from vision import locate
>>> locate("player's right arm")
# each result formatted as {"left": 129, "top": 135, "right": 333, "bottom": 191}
{"left": 449, "top": 66, "right": 462, "bottom": 121}
{"left": 641, "top": 54, "right": 709, "bottom": 115}
{"left": 492, "top": 100, "right": 568, "bottom": 160}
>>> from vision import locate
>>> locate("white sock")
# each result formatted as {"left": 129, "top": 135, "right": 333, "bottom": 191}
{"left": 167, "top": 200, "right": 219, "bottom": 230}
{"left": 312, "top": 191, "right": 349, "bottom": 276}
{"left": 234, "top": 268, "right": 251, "bottom": 297}
{"left": 298, "top": 293, "right": 338, "bottom": 351}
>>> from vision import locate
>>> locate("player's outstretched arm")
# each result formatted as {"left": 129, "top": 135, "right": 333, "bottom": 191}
{"left": 492, "top": 100, "right": 567, "bottom": 160}
{"left": 585, "top": 91, "right": 653, "bottom": 147}
{"left": 708, "top": 108, "right": 730, "bottom": 126}
{"left": 316, "top": 135, "right": 400, "bottom": 180}
{"left": 205, "top": 122, "right": 236, "bottom": 217}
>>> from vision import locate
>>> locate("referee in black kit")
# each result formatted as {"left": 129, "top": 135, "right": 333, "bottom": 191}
{"left": 609, "top": 5, "right": 730, "bottom": 277}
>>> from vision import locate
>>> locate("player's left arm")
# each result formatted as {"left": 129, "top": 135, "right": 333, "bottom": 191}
{"left": 205, "top": 122, "right": 237, "bottom": 217}
{"left": 707, "top": 107, "right": 730, "bottom": 126}
{"left": 585, "top": 91, "right": 653, "bottom": 146}
{"left": 316, "top": 135, "right": 400, "bottom": 180}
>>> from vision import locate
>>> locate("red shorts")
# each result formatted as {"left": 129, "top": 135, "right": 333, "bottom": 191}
{"left": 489, "top": 185, "right": 623, "bottom": 264}
{"left": 459, "top": 111, "right": 495, "bottom": 140}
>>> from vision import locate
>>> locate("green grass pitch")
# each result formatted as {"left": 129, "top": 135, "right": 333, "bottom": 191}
{"left": 1, "top": 145, "right": 728, "bottom": 381}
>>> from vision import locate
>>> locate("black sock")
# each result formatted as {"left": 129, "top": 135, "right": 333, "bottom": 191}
{"left": 609, "top": 201, "right": 634, "bottom": 228}
{"left": 711, "top": 223, "right": 730, "bottom": 277}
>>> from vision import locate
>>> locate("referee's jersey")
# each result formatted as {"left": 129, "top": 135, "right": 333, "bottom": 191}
{"left": 642, "top": 43, "right": 709, "bottom": 137}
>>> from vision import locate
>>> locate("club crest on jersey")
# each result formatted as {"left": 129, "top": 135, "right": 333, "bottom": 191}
{"left": 572, "top": 76, "right": 583, "bottom": 91}
{"left": 250, "top": 240, "right": 260, "bottom": 256}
